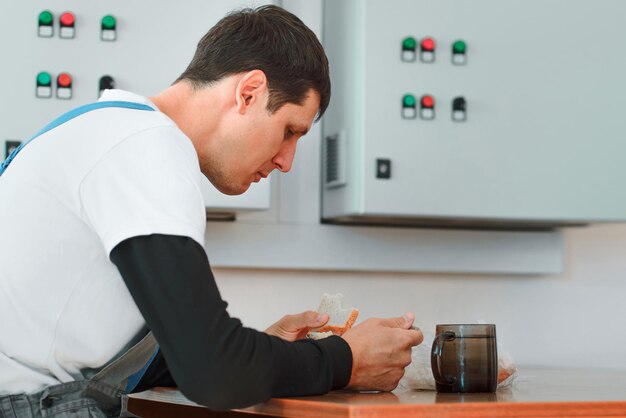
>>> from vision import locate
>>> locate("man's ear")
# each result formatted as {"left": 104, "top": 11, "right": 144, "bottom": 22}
{"left": 235, "top": 70, "right": 268, "bottom": 114}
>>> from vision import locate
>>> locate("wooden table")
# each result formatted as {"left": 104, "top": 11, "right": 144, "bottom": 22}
{"left": 127, "top": 367, "right": 626, "bottom": 417}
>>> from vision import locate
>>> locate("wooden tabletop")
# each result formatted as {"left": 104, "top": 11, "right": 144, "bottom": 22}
{"left": 127, "top": 367, "right": 626, "bottom": 418}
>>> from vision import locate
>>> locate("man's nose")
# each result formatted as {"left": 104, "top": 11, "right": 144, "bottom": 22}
{"left": 273, "top": 140, "right": 297, "bottom": 173}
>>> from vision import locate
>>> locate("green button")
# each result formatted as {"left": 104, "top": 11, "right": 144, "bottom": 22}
{"left": 102, "top": 15, "right": 116, "bottom": 29}
{"left": 403, "top": 94, "right": 416, "bottom": 108}
{"left": 453, "top": 40, "right": 466, "bottom": 54}
{"left": 39, "top": 10, "right": 53, "bottom": 26}
{"left": 37, "top": 72, "right": 51, "bottom": 86}
{"left": 403, "top": 37, "right": 417, "bottom": 51}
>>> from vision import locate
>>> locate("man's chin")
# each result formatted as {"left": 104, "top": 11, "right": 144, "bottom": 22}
{"left": 216, "top": 182, "right": 250, "bottom": 196}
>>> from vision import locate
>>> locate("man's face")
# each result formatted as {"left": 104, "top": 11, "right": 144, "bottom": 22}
{"left": 202, "top": 87, "right": 320, "bottom": 195}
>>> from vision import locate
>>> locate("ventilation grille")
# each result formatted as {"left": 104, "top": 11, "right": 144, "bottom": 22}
{"left": 326, "top": 135, "right": 339, "bottom": 183}
{"left": 324, "top": 131, "right": 346, "bottom": 188}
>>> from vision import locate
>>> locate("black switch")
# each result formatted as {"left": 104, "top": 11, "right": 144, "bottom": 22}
{"left": 376, "top": 158, "right": 391, "bottom": 179}
{"left": 99, "top": 75, "right": 115, "bottom": 97}
{"left": 452, "top": 96, "right": 467, "bottom": 122}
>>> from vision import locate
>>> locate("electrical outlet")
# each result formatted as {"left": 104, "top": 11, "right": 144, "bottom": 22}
{"left": 4, "top": 140, "right": 22, "bottom": 159}
{"left": 376, "top": 158, "right": 391, "bottom": 179}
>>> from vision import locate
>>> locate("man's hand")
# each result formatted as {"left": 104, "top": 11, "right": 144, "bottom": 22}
{"left": 265, "top": 311, "right": 329, "bottom": 342}
{"left": 341, "top": 312, "right": 423, "bottom": 391}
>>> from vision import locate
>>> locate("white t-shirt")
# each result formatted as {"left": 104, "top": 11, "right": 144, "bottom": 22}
{"left": 0, "top": 90, "right": 207, "bottom": 395}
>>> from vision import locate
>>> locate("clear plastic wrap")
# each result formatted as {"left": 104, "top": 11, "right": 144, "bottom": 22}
{"left": 395, "top": 332, "right": 518, "bottom": 392}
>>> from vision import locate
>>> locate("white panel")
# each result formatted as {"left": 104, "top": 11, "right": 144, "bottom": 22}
{"left": 322, "top": 0, "right": 626, "bottom": 226}
{"left": 0, "top": 0, "right": 273, "bottom": 212}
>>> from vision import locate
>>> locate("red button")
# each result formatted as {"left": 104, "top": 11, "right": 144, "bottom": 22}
{"left": 58, "top": 73, "right": 72, "bottom": 87}
{"left": 421, "top": 95, "right": 434, "bottom": 108}
{"left": 421, "top": 37, "right": 435, "bottom": 51}
{"left": 60, "top": 12, "right": 75, "bottom": 27}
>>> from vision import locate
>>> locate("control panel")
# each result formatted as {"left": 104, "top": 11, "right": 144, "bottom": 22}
{"left": 322, "top": 0, "right": 626, "bottom": 228}
{"left": 0, "top": 1, "right": 271, "bottom": 213}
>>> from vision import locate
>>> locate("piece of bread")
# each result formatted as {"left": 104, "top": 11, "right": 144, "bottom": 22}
{"left": 498, "top": 368, "right": 512, "bottom": 384}
{"left": 309, "top": 293, "right": 359, "bottom": 337}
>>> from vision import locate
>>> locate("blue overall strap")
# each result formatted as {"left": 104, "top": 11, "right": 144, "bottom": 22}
{"left": 0, "top": 100, "right": 155, "bottom": 177}
{"left": 124, "top": 347, "right": 160, "bottom": 393}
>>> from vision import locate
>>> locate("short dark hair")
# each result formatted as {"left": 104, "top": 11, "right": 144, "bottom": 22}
{"left": 176, "top": 5, "right": 330, "bottom": 121}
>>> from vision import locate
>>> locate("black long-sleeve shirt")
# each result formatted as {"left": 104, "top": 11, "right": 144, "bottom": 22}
{"left": 110, "top": 234, "right": 352, "bottom": 410}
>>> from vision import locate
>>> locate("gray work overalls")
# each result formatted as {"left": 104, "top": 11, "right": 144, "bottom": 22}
{"left": 0, "top": 332, "right": 157, "bottom": 418}
{"left": 0, "top": 101, "right": 160, "bottom": 417}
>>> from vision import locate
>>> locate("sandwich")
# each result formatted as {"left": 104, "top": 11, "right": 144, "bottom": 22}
{"left": 308, "top": 293, "right": 359, "bottom": 339}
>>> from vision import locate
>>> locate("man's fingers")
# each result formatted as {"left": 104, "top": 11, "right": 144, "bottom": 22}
{"left": 306, "top": 310, "right": 329, "bottom": 328}
{"left": 379, "top": 312, "right": 415, "bottom": 329}
{"left": 407, "top": 327, "right": 424, "bottom": 347}
{"left": 402, "top": 312, "right": 415, "bottom": 329}
{"left": 291, "top": 310, "right": 328, "bottom": 329}
{"left": 375, "top": 312, "right": 423, "bottom": 348}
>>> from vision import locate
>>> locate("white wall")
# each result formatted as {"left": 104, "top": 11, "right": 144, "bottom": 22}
{"left": 213, "top": 223, "right": 626, "bottom": 370}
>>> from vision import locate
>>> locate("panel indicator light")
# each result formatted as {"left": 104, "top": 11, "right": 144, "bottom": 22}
{"left": 99, "top": 75, "right": 115, "bottom": 97}
{"left": 452, "top": 40, "right": 468, "bottom": 65}
{"left": 101, "top": 15, "right": 117, "bottom": 41}
{"left": 39, "top": 11, "right": 53, "bottom": 26}
{"left": 57, "top": 73, "right": 71, "bottom": 87}
{"left": 421, "top": 95, "right": 434, "bottom": 108}
{"left": 421, "top": 38, "right": 435, "bottom": 51}
{"left": 403, "top": 37, "right": 417, "bottom": 50}
{"left": 57, "top": 72, "right": 73, "bottom": 99}
{"left": 420, "top": 37, "right": 436, "bottom": 63}
{"left": 59, "top": 12, "right": 76, "bottom": 39}
{"left": 453, "top": 40, "right": 466, "bottom": 54}
{"left": 36, "top": 71, "right": 52, "bottom": 98}
{"left": 402, "top": 94, "right": 417, "bottom": 119}
{"left": 37, "top": 72, "right": 52, "bottom": 86}
{"left": 401, "top": 36, "right": 417, "bottom": 62}
{"left": 403, "top": 94, "right": 416, "bottom": 107}
{"left": 38, "top": 10, "right": 54, "bottom": 37}
{"left": 420, "top": 95, "right": 435, "bottom": 120}
{"left": 452, "top": 96, "right": 467, "bottom": 121}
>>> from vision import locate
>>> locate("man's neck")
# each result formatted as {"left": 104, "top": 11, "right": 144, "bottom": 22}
{"left": 150, "top": 80, "right": 225, "bottom": 156}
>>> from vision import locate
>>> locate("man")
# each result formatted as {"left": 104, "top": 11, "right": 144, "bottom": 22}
{"left": 0, "top": 5, "right": 423, "bottom": 417}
